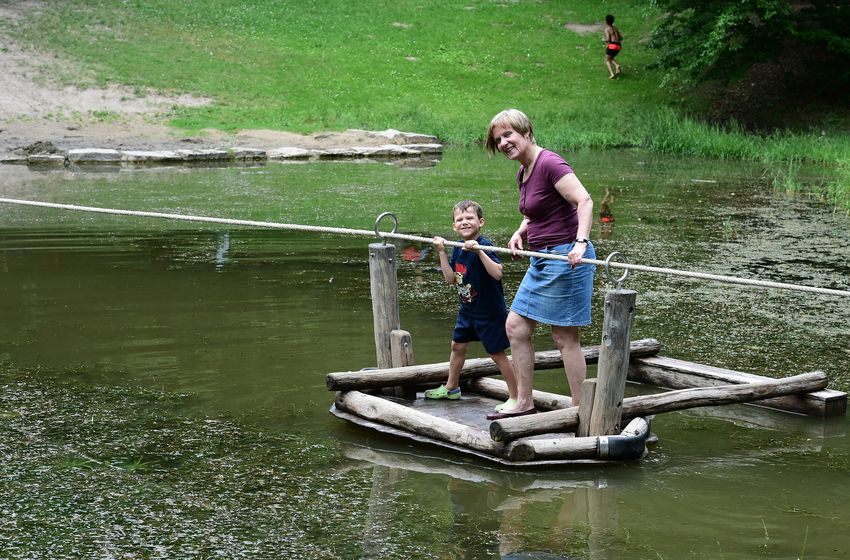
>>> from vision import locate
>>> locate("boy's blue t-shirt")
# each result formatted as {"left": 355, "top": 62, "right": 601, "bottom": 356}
{"left": 449, "top": 236, "right": 507, "bottom": 318}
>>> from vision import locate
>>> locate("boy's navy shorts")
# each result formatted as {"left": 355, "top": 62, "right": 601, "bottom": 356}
{"left": 453, "top": 311, "right": 510, "bottom": 355}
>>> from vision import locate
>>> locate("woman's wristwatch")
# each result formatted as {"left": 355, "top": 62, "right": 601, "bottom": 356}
{"left": 575, "top": 238, "right": 589, "bottom": 244}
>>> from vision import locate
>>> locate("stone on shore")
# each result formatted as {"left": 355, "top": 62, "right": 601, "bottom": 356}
{"left": 267, "top": 147, "right": 312, "bottom": 160}
{"left": 176, "top": 149, "right": 230, "bottom": 161}
{"left": 355, "top": 129, "right": 439, "bottom": 145}
{"left": 121, "top": 150, "right": 183, "bottom": 162}
{"left": 68, "top": 148, "right": 122, "bottom": 163}
{"left": 2, "top": 130, "right": 443, "bottom": 167}
{"left": 230, "top": 147, "right": 267, "bottom": 160}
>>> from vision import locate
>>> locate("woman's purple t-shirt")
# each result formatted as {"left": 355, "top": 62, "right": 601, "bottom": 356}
{"left": 517, "top": 149, "right": 577, "bottom": 250}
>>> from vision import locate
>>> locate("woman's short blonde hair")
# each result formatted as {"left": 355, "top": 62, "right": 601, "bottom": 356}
{"left": 485, "top": 108, "right": 535, "bottom": 156}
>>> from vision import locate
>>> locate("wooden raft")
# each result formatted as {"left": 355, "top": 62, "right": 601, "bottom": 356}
{"left": 327, "top": 241, "right": 846, "bottom": 466}
{"left": 330, "top": 338, "right": 659, "bottom": 465}
{"left": 328, "top": 337, "right": 835, "bottom": 465}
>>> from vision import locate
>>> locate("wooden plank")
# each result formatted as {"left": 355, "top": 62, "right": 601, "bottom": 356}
{"left": 326, "top": 338, "right": 661, "bottom": 391}
{"left": 630, "top": 355, "right": 847, "bottom": 417}
{"left": 490, "top": 371, "right": 828, "bottom": 442}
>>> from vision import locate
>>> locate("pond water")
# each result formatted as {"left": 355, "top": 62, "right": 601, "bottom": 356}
{"left": 1, "top": 148, "right": 848, "bottom": 559}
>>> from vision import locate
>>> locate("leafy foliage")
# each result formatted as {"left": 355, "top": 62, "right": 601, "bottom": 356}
{"left": 648, "top": 1, "right": 850, "bottom": 128}
{"left": 650, "top": 0, "right": 850, "bottom": 84}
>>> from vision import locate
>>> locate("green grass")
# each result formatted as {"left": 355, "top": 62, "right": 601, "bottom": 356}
{"left": 3, "top": 0, "right": 849, "bottom": 207}
{"left": 0, "top": 0, "right": 672, "bottom": 138}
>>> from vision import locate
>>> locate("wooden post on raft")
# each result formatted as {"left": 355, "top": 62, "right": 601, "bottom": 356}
{"left": 369, "top": 242, "right": 399, "bottom": 369}
{"left": 586, "top": 288, "right": 637, "bottom": 436}
{"left": 577, "top": 378, "right": 597, "bottom": 437}
{"left": 390, "top": 328, "right": 416, "bottom": 398}
{"left": 368, "top": 241, "right": 415, "bottom": 398}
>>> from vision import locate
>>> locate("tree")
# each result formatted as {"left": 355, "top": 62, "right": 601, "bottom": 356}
{"left": 649, "top": 0, "right": 850, "bottom": 129}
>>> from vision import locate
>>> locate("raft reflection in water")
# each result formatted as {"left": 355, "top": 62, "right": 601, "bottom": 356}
{"left": 345, "top": 443, "right": 623, "bottom": 558}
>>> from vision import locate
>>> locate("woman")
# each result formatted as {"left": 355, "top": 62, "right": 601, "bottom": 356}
{"left": 484, "top": 109, "right": 595, "bottom": 420}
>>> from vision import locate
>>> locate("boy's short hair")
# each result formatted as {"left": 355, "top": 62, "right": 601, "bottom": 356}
{"left": 453, "top": 200, "right": 484, "bottom": 219}
{"left": 485, "top": 109, "right": 535, "bottom": 156}
{"left": 605, "top": 14, "right": 615, "bottom": 25}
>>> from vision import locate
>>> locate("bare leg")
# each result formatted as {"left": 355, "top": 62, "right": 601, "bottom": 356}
{"left": 505, "top": 311, "right": 537, "bottom": 412}
{"left": 490, "top": 350, "right": 518, "bottom": 401}
{"left": 551, "top": 325, "right": 585, "bottom": 406}
{"left": 446, "top": 340, "right": 467, "bottom": 390}
{"left": 605, "top": 56, "right": 615, "bottom": 79}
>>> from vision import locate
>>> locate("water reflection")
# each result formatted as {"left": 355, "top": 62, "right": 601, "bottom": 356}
{"left": 598, "top": 187, "right": 615, "bottom": 241}
{"left": 346, "top": 443, "right": 629, "bottom": 559}
{"left": 400, "top": 243, "right": 431, "bottom": 263}
{"left": 1, "top": 147, "right": 849, "bottom": 559}
{"left": 214, "top": 230, "right": 231, "bottom": 270}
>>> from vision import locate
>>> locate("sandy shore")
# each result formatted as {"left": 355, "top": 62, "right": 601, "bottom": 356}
{"left": 0, "top": 8, "right": 415, "bottom": 159}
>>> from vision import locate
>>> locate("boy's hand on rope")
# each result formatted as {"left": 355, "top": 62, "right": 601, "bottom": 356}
{"left": 462, "top": 239, "right": 480, "bottom": 252}
{"left": 432, "top": 236, "right": 446, "bottom": 253}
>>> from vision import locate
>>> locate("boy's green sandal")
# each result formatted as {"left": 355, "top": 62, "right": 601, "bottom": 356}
{"left": 494, "top": 398, "right": 517, "bottom": 412}
{"left": 424, "top": 385, "right": 461, "bottom": 400}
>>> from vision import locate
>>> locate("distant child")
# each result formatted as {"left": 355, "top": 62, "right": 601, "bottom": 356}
{"left": 603, "top": 14, "right": 622, "bottom": 79}
{"left": 425, "top": 200, "right": 518, "bottom": 413}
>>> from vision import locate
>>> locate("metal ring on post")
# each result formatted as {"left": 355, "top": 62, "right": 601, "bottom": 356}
{"left": 373, "top": 212, "right": 398, "bottom": 245}
{"left": 604, "top": 251, "right": 630, "bottom": 290}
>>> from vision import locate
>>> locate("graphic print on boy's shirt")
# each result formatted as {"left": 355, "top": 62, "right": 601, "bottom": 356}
{"left": 454, "top": 263, "right": 478, "bottom": 304}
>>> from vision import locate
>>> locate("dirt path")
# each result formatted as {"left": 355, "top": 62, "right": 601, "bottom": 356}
{"left": 0, "top": 5, "right": 401, "bottom": 158}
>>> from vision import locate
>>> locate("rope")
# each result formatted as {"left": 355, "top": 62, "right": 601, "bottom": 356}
{"left": 2, "top": 197, "right": 848, "bottom": 298}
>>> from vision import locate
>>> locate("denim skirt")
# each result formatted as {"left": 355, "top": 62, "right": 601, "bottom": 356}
{"left": 510, "top": 241, "right": 595, "bottom": 327}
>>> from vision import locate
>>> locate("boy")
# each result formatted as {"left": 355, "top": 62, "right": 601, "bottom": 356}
{"left": 604, "top": 14, "right": 622, "bottom": 79}
{"left": 425, "top": 200, "right": 518, "bottom": 413}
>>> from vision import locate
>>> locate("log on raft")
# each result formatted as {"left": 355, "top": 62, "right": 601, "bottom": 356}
{"left": 629, "top": 355, "right": 847, "bottom": 417}
{"left": 490, "top": 371, "right": 828, "bottom": 442}
{"left": 335, "top": 390, "right": 650, "bottom": 463}
{"left": 326, "top": 338, "right": 661, "bottom": 391}
{"left": 465, "top": 377, "right": 572, "bottom": 410}
{"left": 335, "top": 390, "right": 505, "bottom": 457}
{"left": 506, "top": 417, "right": 650, "bottom": 462}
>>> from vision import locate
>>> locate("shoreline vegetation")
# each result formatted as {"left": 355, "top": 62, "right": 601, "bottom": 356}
{"left": 1, "top": 0, "right": 848, "bottom": 211}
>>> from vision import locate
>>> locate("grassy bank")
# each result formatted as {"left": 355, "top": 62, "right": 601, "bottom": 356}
{"left": 4, "top": 0, "right": 849, "bottom": 208}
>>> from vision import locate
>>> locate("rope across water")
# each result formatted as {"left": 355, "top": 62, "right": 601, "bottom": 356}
{"left": 1, "top": 197, "right": 848, "bottom": 298}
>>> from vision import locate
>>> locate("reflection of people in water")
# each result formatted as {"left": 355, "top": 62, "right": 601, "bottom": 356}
{"left": 214, "top": 231, "right": 231, "bottom": 270}
{"left": 445, "top": 478, "right": 502, "bottom": 558}
{"left": 599, "top": 187, "right": 615, "bottom": 240}
{"left": 401, "top": 244, "right": 431, "bottom": 262}
{"left": 445, "top": 478, "right": 619, "bottom": 559}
